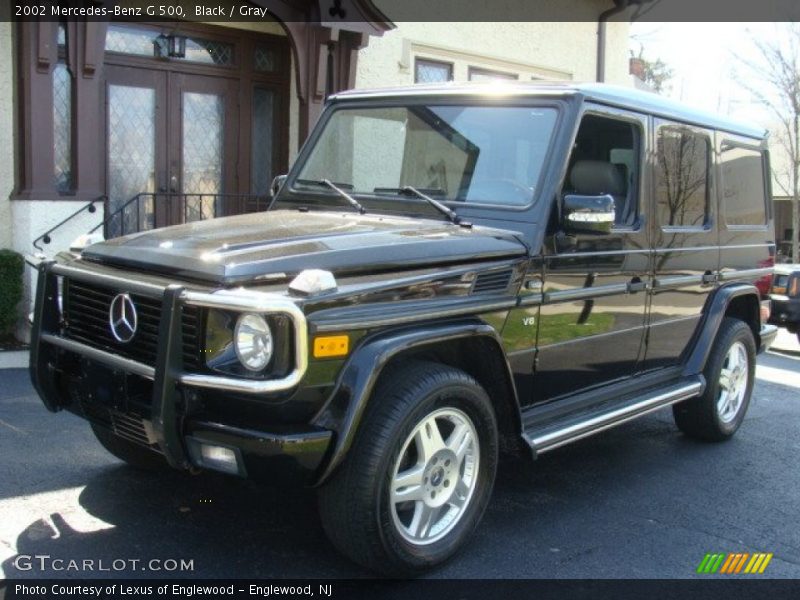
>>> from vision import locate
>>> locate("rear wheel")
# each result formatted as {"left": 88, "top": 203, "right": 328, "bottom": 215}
{"left": 90, "top": 423, "right": 166, "bottom": 470}
{"left": 318, "top": 361, "right": 498, "bottom": 575}
{"left": 673, "top": 318, "right": 756, "bottom": 441}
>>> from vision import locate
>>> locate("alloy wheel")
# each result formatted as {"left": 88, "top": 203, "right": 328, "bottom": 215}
{"left": 716, "top": 341, "right": 749, "bottom": 424}
{"left": 389, "top": 407, "right": 479, "bottom": 545}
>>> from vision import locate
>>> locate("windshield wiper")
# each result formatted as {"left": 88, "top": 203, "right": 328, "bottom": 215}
{"left": 400, "top": 186, "right": 462, "bottom": 225}
{"left": 297, "top": 178, "right": 365, "bottom": 214}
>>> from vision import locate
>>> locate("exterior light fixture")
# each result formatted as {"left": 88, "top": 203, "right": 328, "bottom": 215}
{"left": 168, "top": 35, "right": 186, "bottom": 58}
{"left": 153, "top": 34, "right": 169, "bottom": 58}
{"left": 153, "top": 34, "right": 186, "bottom": 59}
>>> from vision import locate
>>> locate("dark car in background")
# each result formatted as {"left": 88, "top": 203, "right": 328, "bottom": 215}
{"left": 769, "top": 264, "right": 800, "bottom": 343}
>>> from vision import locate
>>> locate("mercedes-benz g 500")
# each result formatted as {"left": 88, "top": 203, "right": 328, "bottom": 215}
{"left": 30, "top": 83, "right": 777, "bottom": 574}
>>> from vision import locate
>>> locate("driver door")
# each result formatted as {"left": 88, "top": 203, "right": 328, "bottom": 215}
{"left": 530, "top": 106, "right": 651, "bottom": 404}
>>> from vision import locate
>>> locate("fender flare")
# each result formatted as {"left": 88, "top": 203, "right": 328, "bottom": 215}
{"left": 311, "top": 319, "right": 518, "bottom": 485}
{"left": 682, "top": 282, "right": 760, "bottom": 377}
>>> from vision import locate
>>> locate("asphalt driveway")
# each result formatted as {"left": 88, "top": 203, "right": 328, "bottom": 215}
{"left": 1, "top": 330, "right": 799, "bottom": 579}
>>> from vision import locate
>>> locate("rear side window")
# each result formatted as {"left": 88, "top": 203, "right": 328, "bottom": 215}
{"left": 720, "top": 143, "right": 768, "bottom": 227}
{"left": 655, "top": 126, "right": 711, "bottom": 229}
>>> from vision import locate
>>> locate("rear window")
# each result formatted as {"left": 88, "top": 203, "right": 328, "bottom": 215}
{"left": 720, "top": 143, "right": 768, "bottom": 227}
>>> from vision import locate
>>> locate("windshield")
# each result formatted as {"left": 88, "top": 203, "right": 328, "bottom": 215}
{"left": 293, "top": 104, "right": 559, "bottom": 207}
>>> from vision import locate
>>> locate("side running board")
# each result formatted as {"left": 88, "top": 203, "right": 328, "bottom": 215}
{"left": 524, "top": 377, "right": 704, "bottom": 455}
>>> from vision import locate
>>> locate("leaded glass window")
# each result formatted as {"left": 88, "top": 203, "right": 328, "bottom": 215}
{"left": 105, "top": 25, "right": 156, "bottom": 56}
{"left": 414, "top": 59, "right": 453, "bottom": 83}
{"left": 184, "top": 37, "right": 234, "bottom": 66}
{"left": 107, "top": 85, "right": 156, "bottom": 236}
{"left": 254, "top": 45, "right": 276, "bottom": 72}
{"left": 251, "top": 88, "right": 275, "bottom": 195}
{"left": 53, "top": 24, "right": 72, "bottom": 192}
{"left": 183, "top": 92, "right": 224, "bottom": 220}
{"left": 104, "top": 25, "right": 234, "bottom": 67}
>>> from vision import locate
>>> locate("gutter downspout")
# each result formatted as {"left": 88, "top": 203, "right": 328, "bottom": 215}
{"left": 597, "top": 0, "right": 630, "bottom": 82}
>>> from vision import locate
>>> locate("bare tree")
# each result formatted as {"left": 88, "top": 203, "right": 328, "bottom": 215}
{"left": 737, "top": 25, "right": 800, "bottom": 262}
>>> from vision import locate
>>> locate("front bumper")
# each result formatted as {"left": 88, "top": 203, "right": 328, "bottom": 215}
{"left": 769, "top": 295, "right": 800, "bottom": 329}
{"left": 29, "top": 260, "right": 328, "bottom": 482}
{"left": 185, "top": 421, "right": 332, "bottom": 481}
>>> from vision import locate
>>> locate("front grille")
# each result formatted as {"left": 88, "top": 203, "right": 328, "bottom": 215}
{"left": 64, "top": 279, "right": 201, "bottom": 369}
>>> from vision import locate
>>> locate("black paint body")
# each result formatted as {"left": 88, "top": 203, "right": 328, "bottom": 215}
{"left": 29, "top": 83, "right": 778, "bottom": 485}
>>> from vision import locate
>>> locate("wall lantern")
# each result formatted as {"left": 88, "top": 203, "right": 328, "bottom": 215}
{"left": 153, "top": 34, "right": 187, "bottom": 59}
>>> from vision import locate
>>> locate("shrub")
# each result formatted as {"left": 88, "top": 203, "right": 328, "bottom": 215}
{"left": 0, "top": 249, "right": 24, "bottom": 335}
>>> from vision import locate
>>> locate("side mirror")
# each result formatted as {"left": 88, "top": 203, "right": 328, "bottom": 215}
{"left": 562, "top": 194, "right": 615, "bottom": 235}
{"left": 271, "top": 174, "right": 287, "bottom": 198}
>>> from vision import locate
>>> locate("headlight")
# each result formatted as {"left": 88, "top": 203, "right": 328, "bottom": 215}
{"left": 234, "top": 313, "right": 274, "bottom": 371}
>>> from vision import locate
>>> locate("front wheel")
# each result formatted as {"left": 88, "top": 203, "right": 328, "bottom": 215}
{"left": 318, "top": 361, "right": 498, "bottom": 575}
{"left": 673, "top": 317, "right": 756, "bottom": 441}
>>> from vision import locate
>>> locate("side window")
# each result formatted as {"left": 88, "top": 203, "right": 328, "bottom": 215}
{"left": 564, "top": 113, "right": 641, "bottom": 227}
{"left": 655, "top": 126, "right": 711, "bottom": 229}
{"left": 720, "top": 142, "right": 768, "bottom": 227}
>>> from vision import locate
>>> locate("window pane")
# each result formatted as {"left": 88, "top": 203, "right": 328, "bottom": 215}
{"left": 105, "top": 25, "right": 156, "bottom": 56}
{"left": 254, "top": 45, "right": 277, "bottom": 72}
{"left": 107, "top": 85, "right": 156, "bottom": 236}
{"left": 656, "top": 128, "right": 709, "bottom": 228}
{"left": 183, "top": 92, "right": 224, "bottom": 220}
{"left": 184, "top": 37, "right": 233, "bottom": 66}
{"left": 251, "top": 88, "right": 275, "bottom": 195}
{"left": 721, "top": 144, "right": 767, "bottom": 226}
{"left": 53, "top": 63, "right": 72, "bottom": 192}
{"left": 415, "top": 59, "right": 452, "bottom": 83}
{"left": 105, "top": 25, "right": 234, "bottom": 66}
{"left": 468, "top": 67, "right": 518, "bottom": 82}
{"left": 568, "top": 114, "right": 640, "bottom": 226}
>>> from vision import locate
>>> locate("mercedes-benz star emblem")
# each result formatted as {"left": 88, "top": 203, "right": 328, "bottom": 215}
{"left": 108, "top": 293, "right": 138, "bottom": 343}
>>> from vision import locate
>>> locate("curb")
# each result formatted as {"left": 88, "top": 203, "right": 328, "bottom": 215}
{"left": 0, "top": 350, "right": 29, "bottom": 370}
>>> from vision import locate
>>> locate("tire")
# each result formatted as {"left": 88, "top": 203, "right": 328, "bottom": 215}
{"left": 673, "top": 317, "right": 756, "bottom": 442}
{"left": 318, "top": 360, "right": 498, "bottom": 575}
{"left": 90, "top": 423, "right": 167, "bottom": 470}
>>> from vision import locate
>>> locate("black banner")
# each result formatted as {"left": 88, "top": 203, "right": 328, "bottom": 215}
{"left": 2, "top": 0, "right": 800, "bottom": 23}
{"left": 3, "top": 579, "right": 800, "bottom": 600}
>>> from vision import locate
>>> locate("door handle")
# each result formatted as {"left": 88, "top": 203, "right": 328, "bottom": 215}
{"left": 702, "top": 271, "right": 718, "bottom": 285}
{"left": 627, "top": 278, "right": 647, "bottom": 293}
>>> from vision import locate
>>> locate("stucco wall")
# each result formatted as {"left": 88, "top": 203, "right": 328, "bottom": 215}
{"left": 0, "top": 21, "right": 14, "bottom": 251}
{"left": 355, "top": 19, "right": 631, "bottom": 90}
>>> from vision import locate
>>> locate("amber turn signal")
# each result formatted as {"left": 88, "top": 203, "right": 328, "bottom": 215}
{"left": 313, "top": 335, "right": 349, "bottom": 358}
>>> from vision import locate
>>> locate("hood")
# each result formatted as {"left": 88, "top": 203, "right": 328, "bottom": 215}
{"left": 81, "top": 210, "right": 527, "bottom": 285}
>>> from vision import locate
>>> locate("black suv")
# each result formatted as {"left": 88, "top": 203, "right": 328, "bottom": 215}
{"left": 30, "top": 83, "right": 777, "bottom": 574}
{"left": 769, "top": 263, "right": 800, "bottom": 342}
